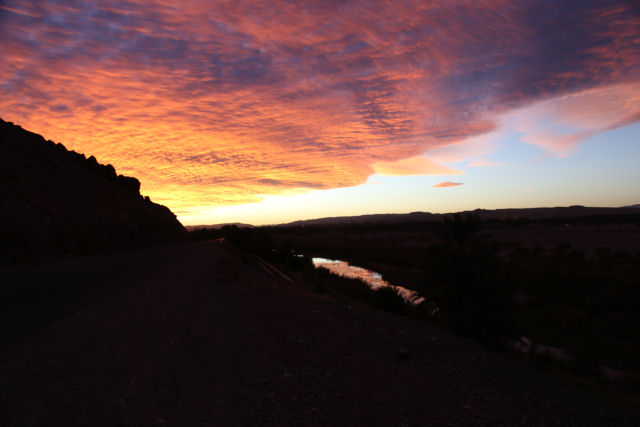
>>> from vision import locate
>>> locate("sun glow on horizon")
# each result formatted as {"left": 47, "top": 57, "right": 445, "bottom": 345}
{"left": 178, "top": 120, "right": 640, "bottom": 226}
{"left": 1, "top": 0, "right": 639, "bottom": 224}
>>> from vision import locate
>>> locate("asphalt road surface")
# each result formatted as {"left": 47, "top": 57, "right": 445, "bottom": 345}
{"left": 0, "top": 241, "right": 636, "bottom": 426}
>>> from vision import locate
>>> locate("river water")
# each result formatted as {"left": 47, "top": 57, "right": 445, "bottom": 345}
{"left": 311, "top": 257, "right": 425, "bottom": 306}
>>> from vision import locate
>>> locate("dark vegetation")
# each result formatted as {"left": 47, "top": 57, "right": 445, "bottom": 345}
{"left": 428, "top": 214, "right": 518, "bottom": 348}
{"left": 0, "top": 118, "right": 186, "bottom": 268}
{"left": 310, "top": 267, "right": 414, "bottom": 316}
{"left": 191, "top": 225, "right": 416, "bottom": 317}
{"left": 191, "top": 210, "right": 640, "bottom": 412}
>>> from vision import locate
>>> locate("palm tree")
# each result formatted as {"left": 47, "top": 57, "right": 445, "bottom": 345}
{"left": 432, "top": 213, "right": 516, "bottom": 348}
{"left": 442, "top": 213, "right": 482, "bottom": 251}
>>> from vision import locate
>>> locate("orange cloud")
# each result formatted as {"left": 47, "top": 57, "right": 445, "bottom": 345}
{"left": 433, "top": 182, "right": 463, "bottom": 188}
{"left": 0, "top": 0, "right": 638, "bottom": 216}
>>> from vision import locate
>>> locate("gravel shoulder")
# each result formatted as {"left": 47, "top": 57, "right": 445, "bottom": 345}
{"left": 0, "top": 241, "right": 636, "bottom": 426}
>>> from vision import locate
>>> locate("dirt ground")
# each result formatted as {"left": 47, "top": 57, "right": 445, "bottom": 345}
{"left": 0, "top": 241, "right": 636, "bottom": 426}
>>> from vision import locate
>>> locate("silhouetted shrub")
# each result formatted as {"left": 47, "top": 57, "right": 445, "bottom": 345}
{"left": 374, "top": 286, "right": 410, "bottom": 315}
{"left": 308, "top": 267, "right": 414, "bottom": 316}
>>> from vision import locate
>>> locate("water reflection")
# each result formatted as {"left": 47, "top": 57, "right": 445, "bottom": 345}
{"left": 312, "top": 257, "right": 425, "bottom": 306}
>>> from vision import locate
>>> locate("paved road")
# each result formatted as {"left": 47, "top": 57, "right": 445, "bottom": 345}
{"left": 0, "top": 241, "right": 636, "bottom": 426}
{"left": 0, "top": 243, "right": 197, "bottom": 349}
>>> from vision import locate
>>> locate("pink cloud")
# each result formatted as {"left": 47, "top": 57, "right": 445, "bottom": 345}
{"left": 467, "top": 157, "right": 507, "bottom": 167}
{"left": 433, "top": 181, "right": 464, "bottom": 188}
{"left": 372, "top": 156, "right": 463, "bottom": 176}
{"left": 425, "top": 126, "right": 502, "bottom": 165}
{"left": 507, "top": 82, "right": 640, "bottom": 156}
{"left": 0, "top": 0, "right": 638, "bottom": 214}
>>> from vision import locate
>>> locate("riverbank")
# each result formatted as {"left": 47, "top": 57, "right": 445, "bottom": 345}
{"left": 1, "top": 240, "right": 636, "bottom": 425}
{"left": 195, "top": 220, "right": 640, "bottom": 415}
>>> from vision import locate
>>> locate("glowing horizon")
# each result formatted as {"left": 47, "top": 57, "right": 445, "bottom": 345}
{"left": 1, "top": 1, "right": 639, "bottom": 225}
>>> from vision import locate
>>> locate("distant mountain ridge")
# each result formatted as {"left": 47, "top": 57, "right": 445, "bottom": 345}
{"left": 281, "top": 205, "right": 640, "bottom": 227}
{"left": 0, "top": 118, "right": 186, "bottom": 267}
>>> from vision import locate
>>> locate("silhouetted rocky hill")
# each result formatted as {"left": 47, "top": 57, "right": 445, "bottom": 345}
{"left": 0, "top": 118, "right": 186, "bottom": 266}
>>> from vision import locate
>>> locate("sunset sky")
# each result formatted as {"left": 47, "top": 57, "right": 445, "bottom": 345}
{"left": 1, "top": 0, "right": 639, "bottom": 225}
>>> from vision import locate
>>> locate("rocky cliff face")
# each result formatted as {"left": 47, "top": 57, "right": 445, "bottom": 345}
{"left": 0, "top": 118, "right": 186, "bottom": 266}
